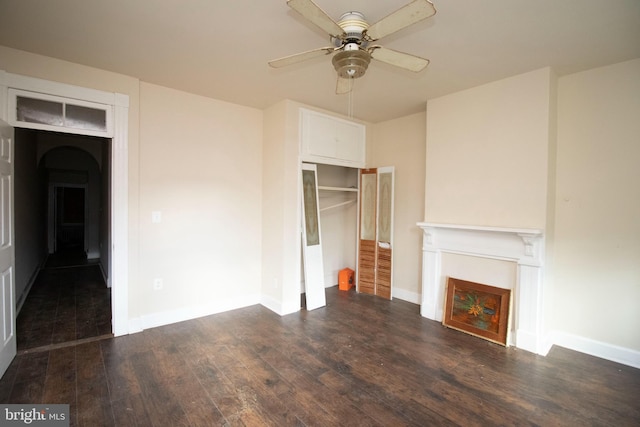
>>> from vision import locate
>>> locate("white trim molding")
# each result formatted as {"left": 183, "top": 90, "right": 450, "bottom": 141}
{"left": 417, "top": 222, "right": 545, "bottom": 354}
{"left": 392, "top": 287, "right": 421, "bottom": 305}
{"left": 133, "top": 294, "right": 262, "bottom": 333}
{"left": 1, "top": 70, "right": 130, "bottom": 336}
{"left": 111, "top": 92, "right": 129, "bottom": 336}
{"left": 547, "top": 330, "right": 640, "bottom": 369}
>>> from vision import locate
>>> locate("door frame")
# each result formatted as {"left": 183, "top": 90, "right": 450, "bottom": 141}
{"left": 0, "top": 70, "right": 130, "bottom": 336}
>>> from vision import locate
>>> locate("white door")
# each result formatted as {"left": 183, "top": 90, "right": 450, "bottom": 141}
{"left": 0, "top": 120, "right": 16, "bottom": 377}
{"left": 301, "top": 163, "right": 326, "bottom": 310}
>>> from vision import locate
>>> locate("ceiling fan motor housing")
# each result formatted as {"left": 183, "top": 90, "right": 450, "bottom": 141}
{"left": 338, "top": 11, "right": 368, "bottom": 42}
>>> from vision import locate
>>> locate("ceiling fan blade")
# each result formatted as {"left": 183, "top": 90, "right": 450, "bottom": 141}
{"left": 336, "top": 77, "right": 353, "bottom": 95}
{"left": 287, "top": 0, "right": 344, "bottom": 38}
{"left": 369, "top": 46, "right": 429, "bottom": 72}
{"left": 268, "top": 46, "right": 336, "bottom": 68}
{"left": 365, "top": 0, "right": 436, "bottom": 41}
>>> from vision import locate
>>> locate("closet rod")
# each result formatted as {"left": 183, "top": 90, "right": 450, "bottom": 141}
{"left": 319, "top": 199, "right": 356, "bottom": 213}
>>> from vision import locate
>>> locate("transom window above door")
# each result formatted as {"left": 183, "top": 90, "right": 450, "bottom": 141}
{"left": 8, "top": 88, "right": 112, "bottom": 137}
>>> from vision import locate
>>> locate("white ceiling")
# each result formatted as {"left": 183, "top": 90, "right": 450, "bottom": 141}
{"left": 1, "top": 0, "right": 639, "bottom": 123}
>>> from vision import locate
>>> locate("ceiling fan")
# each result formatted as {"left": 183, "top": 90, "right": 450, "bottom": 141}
{"left": 268, "top": 0, "right": 436, "bottom": 94}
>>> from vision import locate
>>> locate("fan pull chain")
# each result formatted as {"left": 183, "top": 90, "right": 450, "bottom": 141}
{"left": 348, "top": 79, "right": 354, "bottom": 119}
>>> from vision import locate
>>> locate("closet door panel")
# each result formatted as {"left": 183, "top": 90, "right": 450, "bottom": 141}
{"left": 357, "top": 167, "right": 394, "bottom": 299}
{"left": 357, "top": 169, "right": 377, "bottom": 295}
{"left": 358, "top": 240, "right": 376, "bottom": 295}
{"left": 375, "top": 168, "right": 394, "bottom": 300}
{"left": 376, "top": 245, "right": 392, "bottom": 299}
{"left": 301, "top": 163, "right": 326, "bottom": 310}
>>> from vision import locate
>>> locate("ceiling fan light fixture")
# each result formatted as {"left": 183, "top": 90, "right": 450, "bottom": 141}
{"left": 332, "top": 49, "right": 370, "bottom": 79}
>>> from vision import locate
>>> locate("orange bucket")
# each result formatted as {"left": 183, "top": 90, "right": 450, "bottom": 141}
{"left": 338, "top": 268, "right": 354, "bottom": 291}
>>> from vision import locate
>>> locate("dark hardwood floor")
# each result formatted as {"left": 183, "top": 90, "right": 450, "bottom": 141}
{"left": 1, "top": 286, "right": 639, "bottom": 426}
{"left": 16, "top": 250, "right": 112, "bottom": 352}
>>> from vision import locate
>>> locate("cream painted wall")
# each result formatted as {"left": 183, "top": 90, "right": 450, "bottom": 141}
{"left": 554, "top": 59, "right": 640, "bottom": 351}
{"left": 425, "top": 68, "right": 554, "bottom": 229}
{"left": 138, "top": 82, "right": 263, "bottom": 316}
{"left": 261, "top": 101, "right": 287, "bottom": 308}
{"left": 370, "top": 112, "right": 426, "bottom": 302}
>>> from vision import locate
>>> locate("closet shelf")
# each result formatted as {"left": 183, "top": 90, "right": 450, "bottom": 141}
{"left": 318, "top": 186, "right": 358, "bottom": 193}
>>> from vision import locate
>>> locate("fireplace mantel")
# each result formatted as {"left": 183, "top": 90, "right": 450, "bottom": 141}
{"left": 417, "top": 222, "right": 545, "bottom": 354}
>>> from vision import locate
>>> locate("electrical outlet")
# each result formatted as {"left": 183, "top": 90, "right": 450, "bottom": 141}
{"left": 153, "top": 278, "right": 163, "bottom": 291}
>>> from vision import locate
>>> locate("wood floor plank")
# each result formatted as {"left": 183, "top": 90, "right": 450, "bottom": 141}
{"left": 284, "top": 324, "right": 449, "bottom": 425}
{"left": 100, "top": 339, "right": 143, "bottom": 402}
{"left": 152, "top": 344, "right": 228, "bottom": 426}
{"left": 178, "top": 394, "right": 227, "bottom": 427}
{"left": 75, "top": 341, "right": 114, "bottom": 426}
{"left": 222, "top": 345, "right": 320, "bottom": 425}
{"left": 129, "top": 350, "right": 192, "bottom": 426}
{"left": 8, "top": 351, "right": 49, "bottom": 403}
{"left": 191, "top": 344, "right": 280, "bottom": 425}
{"left": 232, "top": 321, "right": 391, "bottom": 426}
{"left": 42, "top": 346, "right": 76, "bottom": 405}
{"left": 111, "top": 394, "right": 153, "bottom": 427}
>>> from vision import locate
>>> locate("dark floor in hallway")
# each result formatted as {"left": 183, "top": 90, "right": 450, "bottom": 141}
{"left": 16, "top": 251, "right": 112, "bottom": 353}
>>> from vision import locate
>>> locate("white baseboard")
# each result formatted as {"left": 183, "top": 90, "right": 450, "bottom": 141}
{"left": 129, "top": 293, "right": 261, "bottom": 332}
{"left": 260, "top": 294, "right": 282, "bottom": 314}
{"left": 547, "top": 330, "right": 640, "bottom": 369}
{"left": 325, "top": 272, "right": 343, "bottom": 288}
{"left": 515, "top": 329, "right": 542, "bottom": 354}
{"left": 98, "top": 262, "right": 109, "bottom": 288}
{"left": 260, "top": 294, "right": 300, "bottom": 316}
{"left": 16, "top": 261, "right": 46, "bottom": 315}
{"left": 393, "top": 287, "right": 421, "bottom": 305}
{"left": 127, "top": 317, "right": 143, "bottom": 334}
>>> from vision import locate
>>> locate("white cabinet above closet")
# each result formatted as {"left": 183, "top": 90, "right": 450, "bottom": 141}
{"left": 300, "top": 108, "right": 366, "bottom": 168}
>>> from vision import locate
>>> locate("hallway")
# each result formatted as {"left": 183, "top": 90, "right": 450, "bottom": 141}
{"left": 16, "top": 250, "right": 112, "bottom": 353}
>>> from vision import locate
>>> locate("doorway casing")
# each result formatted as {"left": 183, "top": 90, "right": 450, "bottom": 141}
{"left": 0, "top": 70, "right": 130, "bottom": 336}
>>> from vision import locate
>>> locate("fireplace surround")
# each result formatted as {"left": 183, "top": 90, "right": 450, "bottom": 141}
{"left": 417, "top": 222, "right": 545, "bottom": 354}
